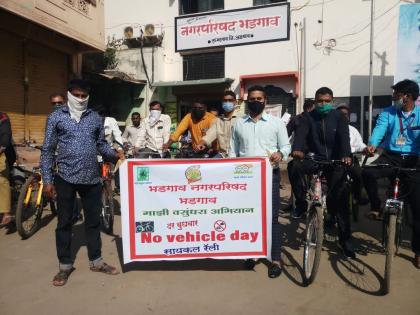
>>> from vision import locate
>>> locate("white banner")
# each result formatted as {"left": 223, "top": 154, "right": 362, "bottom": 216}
{"left": 175, "top": 3, "right": 290, "bottom": 52}
{"left": 120, "top": 158, "right": 272, "bottom": 263}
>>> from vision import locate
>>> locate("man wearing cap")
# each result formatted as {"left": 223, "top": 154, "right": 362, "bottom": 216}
{"left": 41, "top": 79, "right": 122, "bottom": 286}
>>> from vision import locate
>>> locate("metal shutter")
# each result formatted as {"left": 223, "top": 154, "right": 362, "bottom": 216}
{"left": 0, "top": 30, "right": 25, "bottom": 142}
{"left": 26, "top": 41, "right": 68, "bottom": 144}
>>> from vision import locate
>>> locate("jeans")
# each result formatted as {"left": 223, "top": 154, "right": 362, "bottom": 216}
{"left": 362, "top": 152, "right": 420, "bottom": 254}
{"left": 54, "top": 175, "right": 103, "bottom": 269}
{"left": 272, "top": 168, "right": 281, "bottom": 261}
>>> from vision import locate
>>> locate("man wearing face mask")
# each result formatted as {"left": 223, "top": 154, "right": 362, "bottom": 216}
{"left": 195, "top": 91, "right": 238, "bottom": 158}
{"left": 50, "top": 93, "right": 66, "bottom": 111}
{"left": 290, "top": 87, "right": 355, "bottom": 258}
{"left": 230, "top": 85, "right": 291, "bottom": 278}
{"left": 136, "top": 101, "right": 171, "bottom": 158}
{"left": 163, "top": 101, "right": 216, "bottom": 155}
{"left": 362, "top": 79, "right": 420, "bottom": 268}
{"left": 41, "top": 79, "right": 122, "bottom": 286}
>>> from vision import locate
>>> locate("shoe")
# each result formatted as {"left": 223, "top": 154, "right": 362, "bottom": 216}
{"left": 244, "top": 259, "right": 256, "bottom": 270}
{"left": 268, "top": 264, "right": 282, "bottom": 278}
{"left": 291, "top": 208, "right": 304, "bottom": 219}
{"left": 341, "top": 245, "right": 356, "bottom": 260}
{"left": 414, "top": 255, "right": 420, "bottom": 269}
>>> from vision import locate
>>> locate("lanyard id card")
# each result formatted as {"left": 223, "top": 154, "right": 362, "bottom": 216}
{"left": 396, "top": 135, "right": 406, "bottom": 146}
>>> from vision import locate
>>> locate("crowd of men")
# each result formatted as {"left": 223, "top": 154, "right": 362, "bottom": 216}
{"left": 0, "top": 78, "right": 418, "bottom": 286}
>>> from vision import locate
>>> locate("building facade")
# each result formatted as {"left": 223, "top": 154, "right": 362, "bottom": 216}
{"left": 106, "top": 0, "right": 409, "bottom": 138}
{"left": 0, "top": 0, "right": 105, "bottom": 143}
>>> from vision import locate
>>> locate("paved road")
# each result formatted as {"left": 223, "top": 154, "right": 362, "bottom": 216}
{"left": 1, "top": 184, "right": 419, "bottom": 315}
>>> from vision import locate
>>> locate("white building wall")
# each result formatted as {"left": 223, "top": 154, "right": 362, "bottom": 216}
{"left": 105, "top": 0, "right": 408, "bottom": 99}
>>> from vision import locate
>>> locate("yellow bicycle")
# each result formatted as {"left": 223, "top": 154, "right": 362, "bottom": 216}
{"left": 15, "top": 146, "right": 56, "bottom": 239}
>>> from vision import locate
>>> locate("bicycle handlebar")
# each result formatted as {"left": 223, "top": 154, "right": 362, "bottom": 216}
{"left": 304, "top": 157, "right": 346, "bottom": 166}
{"left": 362, "top": 163, "right": 419, "bottom": 172}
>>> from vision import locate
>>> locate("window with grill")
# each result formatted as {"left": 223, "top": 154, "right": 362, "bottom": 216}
{"left": 183, "top": 51, "right": 225, "bottom": 81}
{"left": 253, "top": 0, "right": 287, "bottom": 5}
{"left": 179, "top": 0, "right": 224, "bottom": 15}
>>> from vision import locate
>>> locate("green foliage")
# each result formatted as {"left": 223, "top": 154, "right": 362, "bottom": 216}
{"left": 103, "top": 36, "right": 121, "bottom": 70}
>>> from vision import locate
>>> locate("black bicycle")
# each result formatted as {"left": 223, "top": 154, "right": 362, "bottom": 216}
{"left": 362, "top": 162, "right": 418, "bottom": 294}
{"left": 301, "top": 157, "right": 349, "bottom": 285}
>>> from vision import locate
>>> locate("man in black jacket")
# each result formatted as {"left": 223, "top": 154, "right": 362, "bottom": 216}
{"left": 288, "top": 87, "right": 355, "bottom": 258}
{"left": 286, "top": 99, "right": 315, "bottom": 137}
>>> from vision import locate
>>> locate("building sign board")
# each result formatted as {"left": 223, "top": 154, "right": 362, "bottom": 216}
{"left": 175, "top": 3, "right": 290, "bottom": 52}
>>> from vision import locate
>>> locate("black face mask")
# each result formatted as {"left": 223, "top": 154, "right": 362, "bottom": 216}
{"left": 191, "top": 108, "right": 205, "bottom": 120}
{"left": 247, "top": 101, "right": 265, "bottom": 115}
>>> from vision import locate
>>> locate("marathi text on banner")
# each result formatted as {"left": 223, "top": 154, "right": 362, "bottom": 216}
{"left": 120, "top": 158, "right": 272, "bottom": 263}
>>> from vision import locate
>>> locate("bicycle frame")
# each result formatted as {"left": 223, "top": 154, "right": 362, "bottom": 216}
{"left": 101, "top": 162, "right": 113, "bottom": 181}
{"left": 24, "top": 168, "right": 43, "bottom": 208}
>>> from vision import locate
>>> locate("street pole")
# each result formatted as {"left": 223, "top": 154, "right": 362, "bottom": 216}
{"left": 299, "top": 18, "right": 306, "bottom": 114}
{"left": 368, "top": 0, "right": 375, "bottom": 137}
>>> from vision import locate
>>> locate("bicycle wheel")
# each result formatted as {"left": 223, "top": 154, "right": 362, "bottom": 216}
{"left": 384, "top": 213, "right": 397, "bottom": 295}
{"left": 100, "top": 181, "right": 114, "bottom": 234}
{"left": 303, "top": 205, "right": 324, "bottom": 285}
{"left": 15, "top": 175, "right": 44, "bottom": 239}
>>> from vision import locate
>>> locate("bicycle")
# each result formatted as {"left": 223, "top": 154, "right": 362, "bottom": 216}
{"left": 15, "top": 145, "right": 57, "bottom": 239}
{"left": 301, "top": 156, "right": 348, "bottom": 285}
{"left": 99, "top": 159, "right": 115, "bottom": 235}
{"left": 10, "top": 165, "right": 30, "bottom": 214}
{"left": 98, "top": 140, "right": 130, "bottom": 235}
{"left": 362, "top": 162, "right": 418, "bottom": 294}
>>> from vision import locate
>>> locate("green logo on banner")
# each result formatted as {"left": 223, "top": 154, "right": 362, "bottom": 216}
{"left": 137, "top": 167, "right": 150, "bottom": 182}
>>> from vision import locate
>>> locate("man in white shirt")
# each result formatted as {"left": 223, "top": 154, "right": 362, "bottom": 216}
{"left": 122, "top": 112, "right": 141, "bottom": 152}
{"left": 135, "top": 101, "right": 171, "bottom": 158}
{"left": 229, "top": 85, "right": 291, "bottom": 279}
{"left": 336, "top": 103, "right": 368, "bottom": 206}
{"left": 98, "top": 109, "right": 124, "bottom": 151}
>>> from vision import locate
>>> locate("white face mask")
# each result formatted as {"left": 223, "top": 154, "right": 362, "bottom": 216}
{"left": 149, "top": 109, "right": 161, "bottom": 125}
{"left": 67, "top": 91, "right": 89, "bottom": 122}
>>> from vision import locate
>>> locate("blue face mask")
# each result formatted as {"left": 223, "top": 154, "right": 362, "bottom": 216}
{"left": 222, "top": 102, "right": 235, "bottom": 113}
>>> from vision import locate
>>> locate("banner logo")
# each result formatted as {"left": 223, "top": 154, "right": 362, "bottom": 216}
{"left": 137, "top": 167, "right": 150, "bottom": 182}
{"left": 234, "top": 164, "right": 253, "bottom": 175}
{"left": 185, "top": 165, "right": 202, "bottom": 184}
{"left": 136, "top": 221, "right": 155, "bottom": 233}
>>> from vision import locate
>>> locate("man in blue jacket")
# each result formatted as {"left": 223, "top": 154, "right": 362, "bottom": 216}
{"left": 363, "top": 79, "right": 420, "bottom": 269}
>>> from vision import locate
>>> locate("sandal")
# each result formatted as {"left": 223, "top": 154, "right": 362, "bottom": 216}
{"left": 367, "top": 211, "right": 383, "bottom": 221}
{"left": 90, "top": 262, "right": 119, "bottom": 275}
{"left": 52, "top": 268, "right": 75, "bottom": 286}
{"left": 0, "top": 214, "right": 14, "bottom": 227}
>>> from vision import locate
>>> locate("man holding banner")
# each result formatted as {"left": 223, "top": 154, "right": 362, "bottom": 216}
{"left": 230, "top": 85, "right": 291, "bottom": 278}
